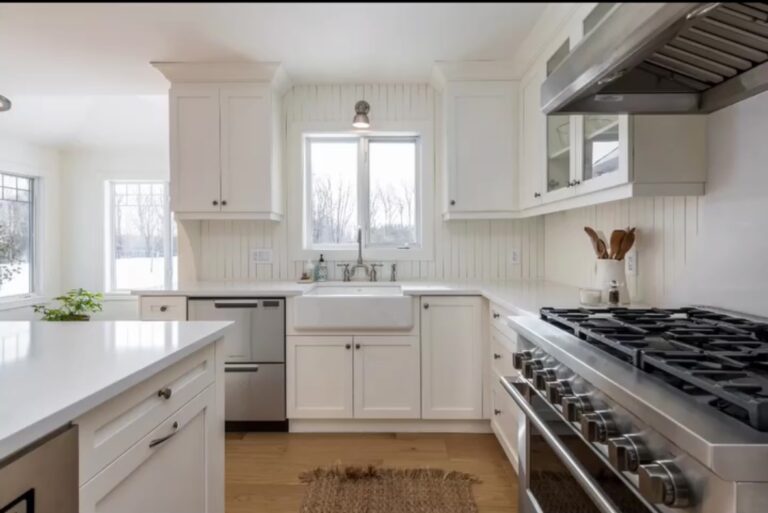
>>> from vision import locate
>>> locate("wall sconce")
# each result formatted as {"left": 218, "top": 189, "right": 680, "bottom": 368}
{"left": 352, "top": 100, "right": 370, "bottom": 128}
{"left": 0, "top": 95, "right": 11, "bottom": 112}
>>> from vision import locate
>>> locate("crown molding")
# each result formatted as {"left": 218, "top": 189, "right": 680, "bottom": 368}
{"left": 151, "top": 61, "right": 291, "bottom": 93}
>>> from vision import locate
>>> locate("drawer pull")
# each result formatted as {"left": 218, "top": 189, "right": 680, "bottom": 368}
{"left": 494, "top": 409, "right": 502, "bottom": 415}
{"left": 493, "top": 353, "right": 502, "bottom": 360}
{"left": 149, "top": 421, "right": 178, "bottom": 448}
{"left": 159, "top": 305, "right": 168, "bottom": 312}
{"left": 492, "top": 312, "right": 500, "bottom": 319}
{"left": 157, "top": 387, "right": 172, "bottom": 400}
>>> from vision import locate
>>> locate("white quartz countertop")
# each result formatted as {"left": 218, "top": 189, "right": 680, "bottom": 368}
{"left": 0, "top": 320, "right": 230, "bottom": 461}
{"left": 134, "top": 279, "right": 591, "bottom": 316}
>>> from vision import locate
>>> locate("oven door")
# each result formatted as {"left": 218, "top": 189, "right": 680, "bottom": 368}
{"left": 502, "top": 379, "right": 656, "bottom": 513}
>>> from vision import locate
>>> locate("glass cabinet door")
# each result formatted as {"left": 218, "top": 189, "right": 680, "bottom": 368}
{"left": 546, "top": 115, "right": 571, "bottom": 193}
{"left": 582, "top": 114, "right": 620, "bottom": 182}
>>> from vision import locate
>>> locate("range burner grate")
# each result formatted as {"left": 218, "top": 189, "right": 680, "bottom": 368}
{"left": 540, "top": 307, "right": 768, "bottom": 431}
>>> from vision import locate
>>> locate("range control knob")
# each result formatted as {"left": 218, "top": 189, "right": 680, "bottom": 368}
{"left": 561, "top": 395, "right": 593, "bottom": 422}
{"left": 522, "top": 359, "right": 544, "bottom": 379}
{"left": 512, "top": 351, "right": 532, "bottom": 370}
{"left": 638, "top": 460, "right": 691, "bottom": 508}
{"left": 533, "top": 368, "right": 557, "bottom": 390}
{"left": 608, "top": 434, "right": 652, "bottom": 472}
{"left": 545, "top": 380, "right": 573, "bottom": 405}
{"left": 580, "top": 410, "right": 618, "bottom": 443}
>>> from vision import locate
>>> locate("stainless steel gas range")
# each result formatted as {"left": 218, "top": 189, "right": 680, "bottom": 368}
{"left": 504, "top": 307, "right": 768, "bottom": 513}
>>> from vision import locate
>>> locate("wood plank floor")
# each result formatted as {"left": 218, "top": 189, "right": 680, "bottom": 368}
{"left": 226, "top": 432, "right": 518, "bottom": 513}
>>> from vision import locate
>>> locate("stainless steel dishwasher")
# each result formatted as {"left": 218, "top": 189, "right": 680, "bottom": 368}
{"left": 188, "top": 298, "right": 286, "bottom": 431}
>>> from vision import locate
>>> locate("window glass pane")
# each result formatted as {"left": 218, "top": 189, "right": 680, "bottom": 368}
{"left": 309, "top": 140, "right": 358, "bottom": 245}
{"left": 583, "top": 115, "right": 620, "bottom": 181}
{"left": 113, "top": 182, "right": 167, "bottom": 290}
{"left": 368, "top": 140, "right": 417, "bottom": 247}
{"left": 0, "top": 173, "right": 33, "bottom": 297}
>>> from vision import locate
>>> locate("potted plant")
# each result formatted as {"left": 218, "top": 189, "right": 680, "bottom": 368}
{"left": 34, "top": 288, "right": 104, "bottom": 321}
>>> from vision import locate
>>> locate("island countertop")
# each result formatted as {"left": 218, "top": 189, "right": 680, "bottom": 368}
{"left": 0, "top": 320, "right": 231, "bottom": 461}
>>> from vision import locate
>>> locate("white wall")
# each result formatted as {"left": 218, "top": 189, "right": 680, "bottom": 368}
{"left": 0, "top": 137, "right": 61, "bottom": 299}
{"left": 59, "top": 146, "right": 169, "bottom": 292}
{"left": 183, "top": 83, "right": 545, "bottom": 283}
{"left": 544, "top": 91, "right": 768, "bottom": 316}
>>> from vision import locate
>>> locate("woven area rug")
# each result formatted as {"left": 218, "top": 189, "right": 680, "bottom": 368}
{"left": 298, "top": 465, "right": 480, "bottom": 513}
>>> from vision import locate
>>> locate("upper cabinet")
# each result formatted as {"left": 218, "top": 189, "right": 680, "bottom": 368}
{"left": 434, "top": 64, "right": 519, "bottom": 219}
{"left": 515, "top": 5, "right": 707, "bottom": 217}
{"left": 154, "top": 62, "right": 289, "bottom": 221}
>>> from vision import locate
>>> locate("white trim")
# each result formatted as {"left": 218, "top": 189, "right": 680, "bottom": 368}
{"left": 288, "top": 120, "right": 435, "bottom": 262}
{"left": 289, "top": 419, "right": 492, "bottom": 433}
{"left": 0, "top": 294, "right": 45, "bottom": 311}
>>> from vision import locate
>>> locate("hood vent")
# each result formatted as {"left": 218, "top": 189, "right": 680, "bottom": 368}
{"left": 542, "top": 3, "right": 768, "bottom": 114}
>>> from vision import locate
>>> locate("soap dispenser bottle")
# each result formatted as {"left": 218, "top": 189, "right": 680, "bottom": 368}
{"left": 315, "top": 254, "right": 328, "bottom": 282}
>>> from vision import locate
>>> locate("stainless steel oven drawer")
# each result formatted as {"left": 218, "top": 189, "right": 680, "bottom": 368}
{"left": 224, "top": 363, "right": 286, "bottom": 422}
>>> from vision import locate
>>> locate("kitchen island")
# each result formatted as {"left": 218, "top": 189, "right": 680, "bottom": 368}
{"left": 0, "top": 320, "right": 230, "bottom": 513}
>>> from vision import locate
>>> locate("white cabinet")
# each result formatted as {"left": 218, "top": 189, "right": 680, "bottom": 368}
{"left": 79, "top": 386, "right": 217, "bottom": 513}
{"left": 287, "top": 336, "right": 354, "bottom": 419}
{"left": 353, "top": 336, "right": 420, "bottom": 419}
{"left": 420, "top": 296, "right": 483, "bottom": 419}
{"left": 440, "top": 80, "right": 519, "bottom": 219}
{"left": 287, "top": 335, "right": 421, "bottom": 419}
{"left": 138, "top": 296, "right": 187, "bottom": 321}
{"left": 157, "top": 62, "right": 289, "bottom": 221}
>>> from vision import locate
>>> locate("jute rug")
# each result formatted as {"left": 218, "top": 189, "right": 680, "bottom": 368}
{"left": 298, "top": 465, "right": 480, "bottom": 513}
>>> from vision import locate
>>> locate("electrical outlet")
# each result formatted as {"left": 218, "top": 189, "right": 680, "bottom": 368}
{"left": 625, "top": 250, "right": 637, "bottom": 275}
{"left": 510, "top": 248, "right": 521, "bottom": 265}
{"left": 251, "top": 248, "right": 273, "bottom": 264}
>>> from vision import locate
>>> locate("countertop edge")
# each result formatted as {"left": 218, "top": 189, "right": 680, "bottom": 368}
{"left": 0, "top": 324, "right": 228, "bottom": 462}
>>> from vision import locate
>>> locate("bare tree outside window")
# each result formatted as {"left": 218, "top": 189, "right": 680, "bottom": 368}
{"left": 309, "top": 140, "right": 358, "bottom": 245}
{"left": 0, "top": 173, "right": 33, "bottom": 297}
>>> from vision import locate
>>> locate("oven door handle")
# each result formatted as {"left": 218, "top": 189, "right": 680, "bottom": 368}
{"left": 501, "top": 378, "right": 624, "bottom": 513}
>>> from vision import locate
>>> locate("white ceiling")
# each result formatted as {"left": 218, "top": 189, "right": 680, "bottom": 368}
{"left": 0, "top": 2, "right": 547, "bottom": 148}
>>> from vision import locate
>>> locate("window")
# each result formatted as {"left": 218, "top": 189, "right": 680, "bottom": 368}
{"left": 305, "top": 135, "right": 421, "bottom": 252}
{"left": 0, "top": 172, "right": 34, "bottom": 297}
{"left": 107, "top": 182, "right": 177, "bottom": 291}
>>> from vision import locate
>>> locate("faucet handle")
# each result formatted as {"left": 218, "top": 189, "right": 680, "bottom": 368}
{"left": 336, "top": 263, "right": 351, "bottom": 282}
{"left": 370, "top": 264, "right": 382, "bottom": 282}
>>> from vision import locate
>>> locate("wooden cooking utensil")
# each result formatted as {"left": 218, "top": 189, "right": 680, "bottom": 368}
{"left": 584, "top": 227, "right": 603, "bottom": 258}
{"left": 609, "top": 229, "right": 626, "bottom": 259}
{"left": 616, "top": 229, "right": 636, "bottom": 260}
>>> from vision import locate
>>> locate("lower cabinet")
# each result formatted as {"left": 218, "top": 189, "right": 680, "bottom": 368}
{"left": 491, "top": 378, "right": 522, "bottom": 470}
{"left": 79, "top": 386, "right": 218, "bottom": 513}
{"left": 286, "top": 335, "right": 420, "bottom": 419}
{"left": 421, "top": 296, "right": 484, "bottom": 419}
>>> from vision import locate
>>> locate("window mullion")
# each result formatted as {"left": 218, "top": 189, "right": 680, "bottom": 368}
{"left": 358, "top": 137, "right": 369, "bottom": 249}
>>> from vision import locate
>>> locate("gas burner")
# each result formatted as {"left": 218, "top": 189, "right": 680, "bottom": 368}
{"left": 541, "top": 306, "right": 768, "bottom": 431}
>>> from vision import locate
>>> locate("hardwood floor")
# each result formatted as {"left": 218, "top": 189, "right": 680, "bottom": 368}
{"left": 226, "top": 432, "right": 518, "bottom": 513}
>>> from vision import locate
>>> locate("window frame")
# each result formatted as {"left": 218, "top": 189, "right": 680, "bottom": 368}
{"left": 0, "top": 171, "right": 37, "bottom": 300}
{"left": 106, "top": 180, "right": 175, "bottom": 292}
{"left": 302, "top": 132, "right": 426, "bottom": 258}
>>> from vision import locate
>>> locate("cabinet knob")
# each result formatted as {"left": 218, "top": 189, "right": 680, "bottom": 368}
{"left": 355, "top": 343, "right": 361, "bottom": 350}
{"left": 533, "top": 192, "right": 541, "bottom": 198}
{"left": 159, "top": 305, "right": 168, "bottom": 312}
{"left": 221, "top": 200, "right": 227, "bottom": 206}
{"left": 212, "top": 200, "right": 219, "bottom": 206}
{"left": 423, "top": 303, "right": 430, "bottom": 310}
{"left": 493, "top": 353, "right": 502, "bottom": 360}
{"left": 157, "top": 387, "right": 172, "bottom": 400}
{"left": 494, "top": 409, "right": 502, "bottom": 415}
{"left": 450, "top": 200, "right": 456, "bottom": 206}
{"left": 345, "top": 344, "right": 351, "bottom": 350}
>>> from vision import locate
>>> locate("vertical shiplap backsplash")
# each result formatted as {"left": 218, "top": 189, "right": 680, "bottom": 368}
{"left": 190, "top": 83, "right": 545, "bottom": 283}
{"left": 544, "top": 196, "right": 701, "bottom": 305}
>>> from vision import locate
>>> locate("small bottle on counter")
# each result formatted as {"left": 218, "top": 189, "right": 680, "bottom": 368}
{"left": 315, "top": 254, "right": 328, "bottom": 282}
{"left": 607, "top": 280, "right": 620, "bottom": 306}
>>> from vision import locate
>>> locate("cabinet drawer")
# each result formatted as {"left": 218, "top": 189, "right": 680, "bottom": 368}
{"left": 76, "top": 345, "right": 215, "bottom": 485}
{"left": 489, "top": 302, "right": 517, "bottom": 340}
{"left": 491, "top": 328, "right": 518, "bottom": 378}
{"left": 79, "top": 385, "right": 214, "bottom": 513}
{"left": 491, "top": 378, "right": 521, "bottom": 465}
{"left": 139, "top": 296, "right": 187, "bottom": 320}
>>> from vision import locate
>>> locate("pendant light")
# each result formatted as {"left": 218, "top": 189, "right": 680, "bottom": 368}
{"left": 0, "top": 95, "right": 11, "bottom": 112}
{"left": 352, "top": 100, "right": 370, "bottom": 128}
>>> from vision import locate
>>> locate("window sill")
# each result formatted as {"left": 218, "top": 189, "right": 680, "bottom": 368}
{"left": 103, "top": 293, "right": 139, "bottom": 302}
{"left": 0, "top": 294, "right": 46, "bottom": 312}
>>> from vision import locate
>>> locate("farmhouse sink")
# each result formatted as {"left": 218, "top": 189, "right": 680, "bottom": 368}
{"left": 293, "top": 283, "right": 413, "bottom": 330}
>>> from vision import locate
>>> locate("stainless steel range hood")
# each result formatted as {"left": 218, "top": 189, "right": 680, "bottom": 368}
{"left": 541, "top": 3, "right": 768, "bottom": 114}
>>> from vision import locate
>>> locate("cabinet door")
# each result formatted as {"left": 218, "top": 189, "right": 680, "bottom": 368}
{"left": 519, "top": 64, "right": 546, "bottom": 209}
{"left": 286, "top": 336, "right": 354, "bottom": 418}
{"left": 491, "top": 378, "right": 522, "bottom": 469}
{"left": 573, "top": 114, "right": 630, "bottom": 195}
{"left": 80, "top": 386, "right": 218, "bottom": 513}
{"left": 169, "top": 84, "right": 221, "bottom": 213}
{"left": 445, "top": 81, "right": 518, "bottom": 215}
{"left": 220, "top": 84, "right": 274, "bottom": 213}
{"left": 353, "top": 336, "right": 420, "bottom": 419}
{"left": 420, "top": 296, "right": 483, "bottom": 419}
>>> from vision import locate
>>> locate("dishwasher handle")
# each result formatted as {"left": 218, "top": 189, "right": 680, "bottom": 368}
{"left": 214, "top": 300, "right": 260, "bottom": 308}
{"left": 225, "top": 363, "right": 260, "bottom": 372}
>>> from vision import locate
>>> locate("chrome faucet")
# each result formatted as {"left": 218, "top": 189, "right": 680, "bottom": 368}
{"left": 349, "top": 228, "right": 370, "bottom": 281}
